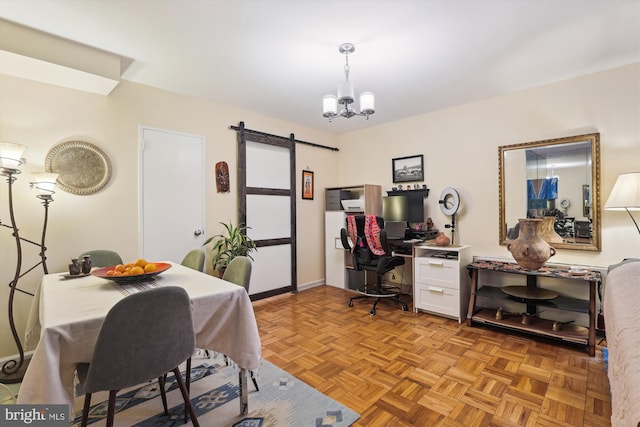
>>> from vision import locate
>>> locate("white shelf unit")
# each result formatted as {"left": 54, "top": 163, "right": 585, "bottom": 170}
{"left": 413, "top": 245, "right": 471, "bottom": 322}
{"left": 324, "top": 184, "right": 381, "bottom": 289}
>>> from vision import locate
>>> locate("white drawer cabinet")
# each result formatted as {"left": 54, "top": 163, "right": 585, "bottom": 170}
{"left": 413, "top": 245, "right": 471, "bottom": 322}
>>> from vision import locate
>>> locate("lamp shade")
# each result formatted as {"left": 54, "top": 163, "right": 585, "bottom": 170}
{"left": 322, "top": 95, "right": 338, "bottom": 117}
{"left": 604, "top": 172, "right": 640, "bottom": 210}
{"left": 31, "top": 172, "right": 59, "bottom": 196}
{"left": 0, "top": 142, "right": 27, "bottom": 170}
{"left": 337, "top": 81, "right": 354, "bottom": 104}
{"left": 359, "top": 92, "right": 375, "bottom": 114}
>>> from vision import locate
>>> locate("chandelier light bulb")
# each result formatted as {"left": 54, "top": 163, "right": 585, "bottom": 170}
{"left": 359, "top": 92, "right": 375, "bottom": 115}
{"left": 322, "top": 95, "right": 338, "bottom": 117}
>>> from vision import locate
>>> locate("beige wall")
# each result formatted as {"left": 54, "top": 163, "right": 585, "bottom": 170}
{"left": 337, "top": 63, "right": 640, "bottom": 266}
{"left": 1, "top": 62, "right": 639, "bottom": 359}
{"left": 0, "top": 76, "right": 338, "bottom": 358}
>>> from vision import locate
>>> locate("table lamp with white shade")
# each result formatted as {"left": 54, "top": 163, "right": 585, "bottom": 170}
{"left": 604, "top": 172, "right": 640, "bottom": 235}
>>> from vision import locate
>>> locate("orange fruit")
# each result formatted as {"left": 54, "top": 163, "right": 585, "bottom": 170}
{"left": 130, "top": 266, "right": 144, "bottom": 275}
{"left": 134, "top": 259, "right": 148, "bottom": 268}
{"left": 115, "top": 264, "right": 126, "bottom": 273}
{"left": 144, "top": 263, "right": 158, "bottom": 273}
{"left": 106, "top": 270, "right": 115, "bottom": 276}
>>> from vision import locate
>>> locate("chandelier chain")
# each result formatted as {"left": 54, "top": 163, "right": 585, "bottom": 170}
{"left": 344, "top": 55, "right": 350, "bottom": 82}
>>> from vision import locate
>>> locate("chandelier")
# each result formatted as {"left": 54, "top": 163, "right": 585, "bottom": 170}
{"left": 322, "top": 42, "right": 375, "bottom": 121}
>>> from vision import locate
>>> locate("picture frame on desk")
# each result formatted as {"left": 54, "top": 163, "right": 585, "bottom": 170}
{"left": 392, "top": 154, "right": 424, "bottom": 183}
{"left": 302, "top": 170, "right": 314, "bottom": 200}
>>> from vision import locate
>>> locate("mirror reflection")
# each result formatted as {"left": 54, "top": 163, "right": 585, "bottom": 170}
{"left": 499, "top": 133, "right": 601, "bottom": 251}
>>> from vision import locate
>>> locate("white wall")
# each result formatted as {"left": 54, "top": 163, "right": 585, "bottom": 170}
{"left": 1, "top": 63, "right": 639, "bottom": 360}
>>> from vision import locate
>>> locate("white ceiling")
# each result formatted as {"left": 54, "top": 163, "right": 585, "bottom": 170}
{"left": 1, "top": 0, "right": 639, "bottom": 135}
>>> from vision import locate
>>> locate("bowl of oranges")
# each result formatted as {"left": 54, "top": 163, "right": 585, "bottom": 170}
{"left": 91, "top": 259, "right": 171, "bottom": 284}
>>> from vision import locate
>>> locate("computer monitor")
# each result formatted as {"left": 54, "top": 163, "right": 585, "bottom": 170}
{"left": 382, "top": 194, "right": 425, "bottom": 224}
{"left": 384, "top": 221, "right": 407, "bottom": 240}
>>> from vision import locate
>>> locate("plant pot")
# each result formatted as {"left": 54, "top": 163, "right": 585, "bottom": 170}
{"left": 507, "top": 218, "right": 556, "bottom": 270}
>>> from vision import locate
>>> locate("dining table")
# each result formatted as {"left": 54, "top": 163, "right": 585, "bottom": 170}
{"left": 16, "top": 261, "right": 262, "bottom": 417}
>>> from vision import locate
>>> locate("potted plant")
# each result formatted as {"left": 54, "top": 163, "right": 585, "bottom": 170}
{"left": 204, "top": 221, "right": 256, "bottom": 277}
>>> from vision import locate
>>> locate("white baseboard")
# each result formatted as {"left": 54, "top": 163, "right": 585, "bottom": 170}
{"left": 297, "top": 279, "right": 325, "bottom": 291}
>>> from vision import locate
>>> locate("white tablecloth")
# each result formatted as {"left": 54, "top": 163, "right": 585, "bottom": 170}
{"left": 17, "top": 262, "right": 261, "bottom": 411}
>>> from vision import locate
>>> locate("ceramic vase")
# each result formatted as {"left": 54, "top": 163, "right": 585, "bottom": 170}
{"left": 68, "top": 259, "right": 81, "bottom": 275}
{"left": 507, "top": 218, "right": 556, "bottom": 270}
{"left": 435, "top": 232, "right": 451, "bottom": 246}
{"left": 81, "top": 255, "right": 92, "bottom": 274}
{"left": 537, "top": 216, "right": 563, "bottom": 244}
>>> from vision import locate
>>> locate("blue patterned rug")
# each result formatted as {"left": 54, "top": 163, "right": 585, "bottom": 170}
{"left": 71, "top": 354, "right": 359, "bottom": 426}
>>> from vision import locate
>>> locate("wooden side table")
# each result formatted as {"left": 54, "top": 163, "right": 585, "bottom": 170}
{"left": 466, "top": 260, "right": 600, "bottom": 356}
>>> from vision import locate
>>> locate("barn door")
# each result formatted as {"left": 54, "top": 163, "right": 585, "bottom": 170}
{"left": 236, "top": 122, "right": 296, "bottom": 299}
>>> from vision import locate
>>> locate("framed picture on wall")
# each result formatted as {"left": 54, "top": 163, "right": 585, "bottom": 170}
{"left": 392, "top": 154, "right": 424, "bottom": 183}
{"left": 302, "top": 170, "right": 314, "bottom": 200}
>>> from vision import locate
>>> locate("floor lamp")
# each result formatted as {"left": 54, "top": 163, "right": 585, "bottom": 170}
{"left": 604, "top": 172, "right": 640, "bottom": 236}
{"left": 0, "top": 142, "right": 58, "bottom": 384}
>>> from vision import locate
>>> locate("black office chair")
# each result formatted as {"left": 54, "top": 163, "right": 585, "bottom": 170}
{"left": 341, "top": 214, "right": 409, "bottom": 315}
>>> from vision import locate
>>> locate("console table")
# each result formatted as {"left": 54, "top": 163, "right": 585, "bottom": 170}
{"left": 466, "top": 260, "right": 600, "bottom": 356}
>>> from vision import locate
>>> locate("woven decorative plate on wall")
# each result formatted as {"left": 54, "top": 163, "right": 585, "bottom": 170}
{"left": 45, "top": 141, "right": 112, "bottom": 195}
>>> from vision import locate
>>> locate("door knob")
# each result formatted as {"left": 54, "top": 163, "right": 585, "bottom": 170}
{"left": 194, "top": 229, "right": 203, "bottom": 236}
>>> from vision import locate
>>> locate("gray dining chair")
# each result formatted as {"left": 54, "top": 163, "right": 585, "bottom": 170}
{"left": 222, "top": 256, "right": 252, "bottom": 292}
{"left": 220, "top": 256, "right": 258, "bottom": 390}
{"left": 76, "top": 286, "right": 200, "bottom": 427}
{"left": 78, "top": 250, "right": 123, "bottom": 267}
{"left": 181, "top": 248, "right": 205, "bottom": 272}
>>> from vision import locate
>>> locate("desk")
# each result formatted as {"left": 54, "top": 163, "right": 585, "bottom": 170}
{"left": 17, "top": 262, "right": 261, "bottom": 415}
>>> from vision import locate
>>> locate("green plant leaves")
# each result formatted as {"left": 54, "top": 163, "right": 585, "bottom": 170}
{"left": 203, "top": 221, "right": 256, "bottom": 270}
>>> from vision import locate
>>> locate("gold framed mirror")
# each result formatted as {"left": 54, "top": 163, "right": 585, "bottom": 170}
{"left": 499, "top": 133, "right": 601, "bottom": 251}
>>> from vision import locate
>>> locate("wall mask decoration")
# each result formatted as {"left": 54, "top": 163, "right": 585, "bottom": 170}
{"left": 45, "top": 140, "right": 112, "bottom": 195}
{"left": 215, "top": 161, "right": 229, "bottom": 193}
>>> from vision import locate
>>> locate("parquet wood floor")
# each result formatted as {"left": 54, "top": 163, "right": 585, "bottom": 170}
{"left": 252, "top": 286, "right": 611, "bottom": 427}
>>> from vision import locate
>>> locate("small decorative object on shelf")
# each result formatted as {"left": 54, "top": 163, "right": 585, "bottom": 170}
{"left": 69, "top": 259, "right": 82, "bottom": 275}
{"left": 507, "top": 218, "right": 556, "bottom": 270}
{"left": 435, "top": 232, "right": 451, "bottom": 246}
{"left": 81, "top": 255, "right": 92, "bottom": 274}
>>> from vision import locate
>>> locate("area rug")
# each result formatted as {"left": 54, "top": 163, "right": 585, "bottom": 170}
{"left": 70, "top": 353, "right": 360, "bottom": 426}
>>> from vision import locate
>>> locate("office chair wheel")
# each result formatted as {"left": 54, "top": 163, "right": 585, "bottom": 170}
{"left": 369, "top": 309, "right": 376, "bottom": 315}
{"left": 402, "top": 304, "right": 409, "bottom": 311}
{"left": 348, "top": 301, "right": 353, "bottom": 307}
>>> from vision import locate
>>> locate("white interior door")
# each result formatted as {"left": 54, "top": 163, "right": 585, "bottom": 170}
{"left": 140, "top": 127, "right": 205, "bottom": 262}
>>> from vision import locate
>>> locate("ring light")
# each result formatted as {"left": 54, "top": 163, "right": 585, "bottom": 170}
{"left": 439, "top": 187, "right": 460, "bottom": 216}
